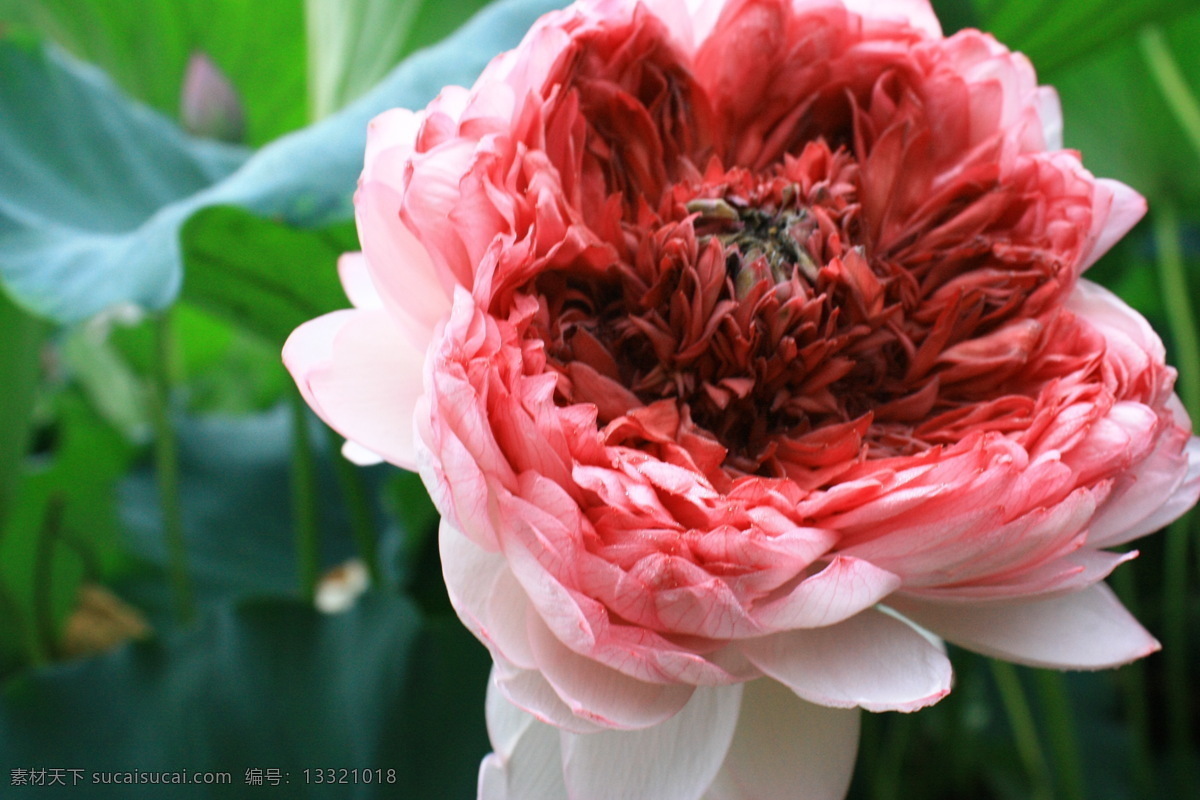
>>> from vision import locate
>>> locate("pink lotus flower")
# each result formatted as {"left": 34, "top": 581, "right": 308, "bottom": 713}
{"left": 285, "top": 0, "right": 1200, "bottom": 796}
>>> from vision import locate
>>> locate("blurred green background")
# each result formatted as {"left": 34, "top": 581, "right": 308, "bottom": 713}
{"left": 0, "top": 0, "right": 1198, "bottom": 797}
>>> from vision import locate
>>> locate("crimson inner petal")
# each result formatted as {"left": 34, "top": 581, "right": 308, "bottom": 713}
{"left": 512, "top": 20, "right": 1089, "bottom": 485}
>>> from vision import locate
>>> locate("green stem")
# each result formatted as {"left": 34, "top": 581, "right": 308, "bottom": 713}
{"left": 1140, "top": 24, "right": 1200, "bottom": 595}
{"left": 1149, "top": 202, "right": 1197, "bottom": 794}
{"left": 1136, "top": 46, "right": 1200, "bottom": 785}
{"left": 1140, "top": 26, "right": 1200, "bottom": 170}
{"left": 330, "top": 435, "right": 381, "bottom": 585}
{"left": 149, "top": 311, "right": 194, "bottom": 624}
{"left": 1033, "top": 671, "right": 1086, "bottom": 800}
{"left": 58, "top": 530, "right": 101, "bottom": 583}
{"left": 1150, "top": 200, "right": 1200, "bottom": 423}
{"left": 1165, "top": 514, "right": 1196, "bottom": 789}
{"left": 290, "top": 390, "right": 320, "bottom": 603}
{"left": 0, "top": 575, "right": 39, "bottom": 667}
{"left": 856, "top": 708, "right": 881, "bottom": 795}
{"left": 945, "top": 655, "right": 977, "bottom": 795}
{"left": 0, "top": 290, "right": 46, "bottom": 536}
{"left": 33, "top": 494, "right": 66, "bottom": 660}
{"left": 870, "top": 714, "right": 911, "bottom": 800}
{"left": 1111, "top": 568, "right": 1155, "bottom": 800}
{"left": 990, "top": 661, "right": 1053, "bottom": 800}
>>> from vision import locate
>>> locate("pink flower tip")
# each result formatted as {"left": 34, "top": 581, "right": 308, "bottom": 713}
{"left": 180, "top": 52, "right": 246, "bottom": 143}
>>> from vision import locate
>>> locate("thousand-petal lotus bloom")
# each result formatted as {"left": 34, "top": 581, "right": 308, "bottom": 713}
{"left": 284, "top": 0, "right": 1200, "bottom": 796}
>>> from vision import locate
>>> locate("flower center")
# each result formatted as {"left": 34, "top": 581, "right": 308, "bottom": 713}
{"left": 687, "top": 196, "right": 820, "bottom": 295}
{"left": 529, "top": 141, "right": 916, "bottom": 480}
{"left": 524, "top": 134, "right": 1068, "bottom": 487}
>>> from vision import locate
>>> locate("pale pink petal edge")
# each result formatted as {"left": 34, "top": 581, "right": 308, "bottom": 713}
{"left": 282, "top": 308, "right": 423, "bottom": 471}
{"left": 892, "top": 583, "right": 1161, "bottom": 670}
{"left": 740, "top": 608, "right": 951, "bottom": 712}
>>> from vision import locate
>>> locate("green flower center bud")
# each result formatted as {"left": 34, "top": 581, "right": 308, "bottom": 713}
{"left": 686, "top": 194, "right": 819, "bottom": 299}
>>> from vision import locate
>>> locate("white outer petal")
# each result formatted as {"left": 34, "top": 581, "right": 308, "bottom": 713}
{"left": 740, "top": 608, "right": 951, "bottom": 712}
{"left": 892, "top": 583, "right": 1160, "bottom": 670}
{"left": 337, "top": 252, "right": 383, "bottom": 309}
{"left": 706, "top": 679, "right": 861, "bottom": 800}
{"left": 494, "top": 662, "right": 608, "bottom": 735}
{"left": 480, "top": 680, "right": 569, "bottom": 800}
{"left": 440, "top": 521, "right": 537, "bottom": 669}
{"left": 282, "top": 308, "right": 423, "bottom": 471}
{"left": 487, "top": 667, "right": 536, "bottom": 760}
{"left": 1036, "top": 85, "right": 1063, "bottom": 151}
{"left": 526, "top": 611, "right": 697, "bottom": 729}
{"left": 561, "top": 684, "right": 743, "bottom": 800}
{"left": 341, "top": 439, "right": 384, "bottom": 465}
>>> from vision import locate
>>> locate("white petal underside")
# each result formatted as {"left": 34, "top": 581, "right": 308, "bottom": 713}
{"left": 705, "top": 679, "right": 861, "bottom": 800}
{"left": 561, "top": 684, "right": 743, "bottom": 800}
{"left": 892, "top": 583, "right": 1160, "bottom": 670}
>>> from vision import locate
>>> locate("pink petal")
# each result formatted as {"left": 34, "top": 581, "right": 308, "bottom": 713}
{"left": 356, "top": 181, "right": 452, "bottom": 349}
{"left": 487, "top": 666, "right": 536, "bottom": 760}
{"left": 1080, "top": 178, "right": 1147, "bottom": 270}
{"left": 841, "top": 0, "right": 942, "bottom": 37}
{"left": 362, "top": 107, "right": 422, "bottom": 183}
{"left": 440, "top": 522, "right": 536, "bottom": 669}
{"left": 892, "top": 583, "right": 1161, "bottom": 669}
{"left": 1036, "top": 86, "right": 1063, "bottom": 151}
{"left": 494, "top": 661, "right": 606, "bottom": 735}
{"left": 561, "top": 684, "right": 743, "bottom": 800}
{"left": 397, "top": 140, "right": 480, "bottom": 289}
{"left": 480, "top": 680, "right": 569, "bottom": 800}
{"left": 705, "top": 679, "right": 860, "bottom": 800}
{"left": 1089, "top": 422, "right": 1200, "bottom": 547}
{"left": 751, "top": 556, "right": 902, "bottom": 630}
{"left": 1067, "top": 278, "right": 1165, "bottom": 361}
{"left": 337, "top": 252, "right": 383, "bottom": 309}
{"left": 282, "top": 309, "right": 423, "bottom": 471}
{"left": 500, "top": 504, "right": 740, "bottom": 685}
{"left": 855, "top": 482, "right": 1099, "bottom": 593}
{"left": 905, "top": 548, "right": 1136, "bottom": 602}
{"left": 527, "top": 612, "right": 697, "bottom": 730}
{"left": 740, "top": 608, "right": 951, "bottom": 712}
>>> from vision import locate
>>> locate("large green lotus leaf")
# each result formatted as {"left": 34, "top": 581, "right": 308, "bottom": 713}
{"left": 115, "top": 406, "right": 375, "bottom": 622}
{"left": 306, "top": 0, "right": 495, "bottom": 120}
{"left": 0, "top": 393, "right": 135, "bottom": 670}
{"left": 102, "top": 302, "right": 295, "bottom": 418}
{"left": 0, "top": 289, "right": 45, "bottom": 531}
{"left": 0, "top": 0, "right": 307, "bottom": 145}
{"left": 0, "top": 35, "right": 247, "bottom": 323}
{"left": 1052, "top": 11, "right": 1200, "bottom": 205}
{"left": 0, "top": 596, "right": 492, "bottom": 799}
{"left": 0, "top": 0, "right": 495, "bottom": 145}
{"left": 973, "top": 0, "right": 1193, "bottom": 76}
{"left": 0, "top": 0, "right": 561, "bottom": 325}
{"left": 188, "top": 0, "right": 559, "bottom": 238}
{"left": 180, "top": 207, "right": 358, "bottom": 346}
